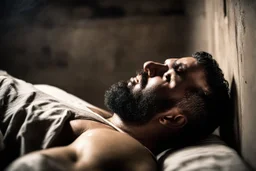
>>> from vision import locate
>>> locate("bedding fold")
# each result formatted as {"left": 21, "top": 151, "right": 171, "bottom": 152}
{"left": 0, "top": 72, "right": 107, "bottom": 169}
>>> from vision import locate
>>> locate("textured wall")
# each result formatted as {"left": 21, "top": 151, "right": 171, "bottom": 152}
{"left": 0, "top": 0, "right": 208, "bottom": 109}
{"left": 205, "top": 0, "right": 256, "bottom": 169}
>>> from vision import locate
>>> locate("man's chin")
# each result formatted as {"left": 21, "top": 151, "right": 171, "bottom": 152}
{"left": 104, "top": 81, "right": 133, "bottom": 113}
{"left": 104, "top": 79, "right": 162, "bottom": 123}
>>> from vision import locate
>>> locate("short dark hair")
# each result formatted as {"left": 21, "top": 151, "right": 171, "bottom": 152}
{"left": 176, "top": 51, "right": 230, "bottom": 142}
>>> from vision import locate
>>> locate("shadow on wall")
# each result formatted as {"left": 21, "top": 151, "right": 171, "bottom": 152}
{"left": 220, "top": 77, "right": 241, "bottom": 153}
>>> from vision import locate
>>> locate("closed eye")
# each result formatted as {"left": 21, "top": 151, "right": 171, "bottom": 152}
{"left": 173, "top": 61, "right": 186, "bottom": 75}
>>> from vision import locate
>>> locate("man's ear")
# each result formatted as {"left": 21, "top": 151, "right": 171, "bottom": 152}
{"left": 159, "top": 113, "right": 187, "bottom": 129}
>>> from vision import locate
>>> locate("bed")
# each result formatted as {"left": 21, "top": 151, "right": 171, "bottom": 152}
{"left": 0, "top": 71, "right": 250, "bottom": 170}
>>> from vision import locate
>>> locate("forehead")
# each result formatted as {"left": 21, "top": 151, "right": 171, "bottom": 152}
{"left": 164, "top": 57, "right": 197, "bottom": 66}
{"left": 166, "top": 56, "right": 209, "bottom": 92}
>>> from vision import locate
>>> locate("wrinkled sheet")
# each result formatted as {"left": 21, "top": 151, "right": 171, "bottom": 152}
{"left": 0, "top": 71, "right": 107, "bottom": 168}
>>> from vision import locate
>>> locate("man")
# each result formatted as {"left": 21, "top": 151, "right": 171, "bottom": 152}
{"left": 2, "top": 51, "right": 229, "bottom": 170}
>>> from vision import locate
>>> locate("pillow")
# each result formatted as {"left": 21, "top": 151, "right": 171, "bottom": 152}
{"left": 157, "top": 135, "right": 250, "bottom": 171}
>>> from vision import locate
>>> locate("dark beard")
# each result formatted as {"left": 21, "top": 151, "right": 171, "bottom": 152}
{"left": 104, "top": 80, "right": 159, "bottom": 124}
{"left": 138, "top": 70, "right": 149, "bottom": 89}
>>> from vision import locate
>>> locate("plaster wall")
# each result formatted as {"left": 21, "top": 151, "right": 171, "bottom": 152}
{"left": 205, "top": 0, "right": 256, "bottom": 169}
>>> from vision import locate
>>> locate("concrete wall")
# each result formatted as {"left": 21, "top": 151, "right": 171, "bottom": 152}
{"left": 0, "top": 0, "right": 208, "bottom": 109}
{"left": 205, "top": 0, "right": 256, "bottom": 169}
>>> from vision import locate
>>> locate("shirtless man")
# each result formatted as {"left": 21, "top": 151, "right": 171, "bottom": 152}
{"left": 4, "top": 51, "right": 229, "bottom": 171}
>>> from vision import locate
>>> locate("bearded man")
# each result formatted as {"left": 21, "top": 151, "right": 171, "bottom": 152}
{"left": 1, "top": 51, "right": 229, "bottom": 171}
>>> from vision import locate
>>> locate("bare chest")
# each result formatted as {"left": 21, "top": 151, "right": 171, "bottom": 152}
{"left": 51, "top": 119, "right": 115, "bottom": 147}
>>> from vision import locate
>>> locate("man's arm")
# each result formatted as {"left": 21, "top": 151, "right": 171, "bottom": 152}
{"left": 6, "top": 129, "right": 157, "bottom": 171}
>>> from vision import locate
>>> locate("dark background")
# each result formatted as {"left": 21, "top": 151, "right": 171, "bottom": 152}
{"left": 0, "top": 0, "right": 207, "bottom": 108}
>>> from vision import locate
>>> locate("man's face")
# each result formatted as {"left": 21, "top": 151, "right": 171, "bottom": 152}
{"left": 104, "top": 57, "right": 208, "bottom": 123}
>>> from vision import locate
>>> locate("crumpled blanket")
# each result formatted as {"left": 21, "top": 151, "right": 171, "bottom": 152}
{"left": 0, "top": 71, "right": 107, "bottom": 169}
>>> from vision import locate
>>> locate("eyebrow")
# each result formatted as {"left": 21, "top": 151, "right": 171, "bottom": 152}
{"left": 172, "top": 59, "right": 179, "bottom": 68}
{"left": 164, "top": 59, "right": 178, "bottom": 65}
{"left": 173, "top": 60, "right": 188, "bottom": 72}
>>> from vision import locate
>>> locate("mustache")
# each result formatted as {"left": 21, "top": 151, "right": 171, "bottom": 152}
{"left": 136, "top": 69, "right": 148, "bottom": 89}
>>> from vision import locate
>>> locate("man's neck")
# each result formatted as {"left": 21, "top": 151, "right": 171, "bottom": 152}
{"left": 107, "top": 113, "right": 166, "bottom": 154}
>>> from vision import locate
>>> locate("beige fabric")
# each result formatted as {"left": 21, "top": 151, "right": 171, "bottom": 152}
{"left": 0, "top": 73, "right": 115, "bottom": 169}
{"left": 34, "top": 84, "right": 91, "bottom": 111}
{"left": 157, "top": 135, "right": 250, "bottom": 171}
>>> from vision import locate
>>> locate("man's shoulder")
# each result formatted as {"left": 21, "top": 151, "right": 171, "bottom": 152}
{"left": 71, "top": 128, "right": 157, "bottom": 171}
{"left": 72, "top": 128, "right": 154, "bottom": 159}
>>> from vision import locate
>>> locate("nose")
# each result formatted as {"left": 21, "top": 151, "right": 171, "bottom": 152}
{"left": 143, "top": 61, "right": 168, "bottom": 77}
